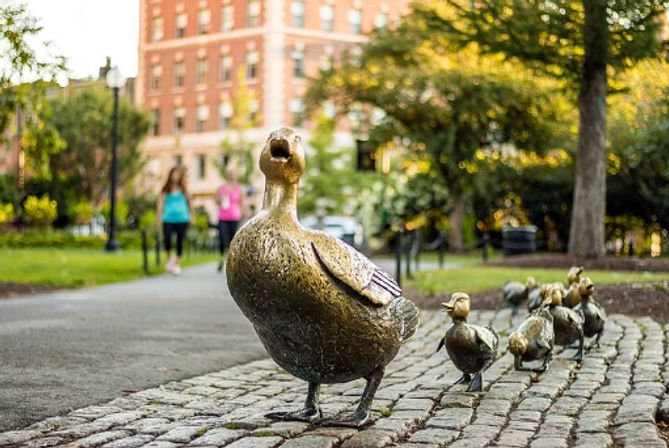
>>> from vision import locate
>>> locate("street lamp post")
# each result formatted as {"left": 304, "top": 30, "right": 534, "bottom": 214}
{"left": 105, "top": 66, "right": 125, "bottom": 252}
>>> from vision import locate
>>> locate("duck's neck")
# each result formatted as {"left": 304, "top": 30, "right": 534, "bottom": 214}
{"left": 451, "top": 317, "right": 467, "bottom": 325}
{"left": 262, "top": 181, "right": 298, "bottom": 219}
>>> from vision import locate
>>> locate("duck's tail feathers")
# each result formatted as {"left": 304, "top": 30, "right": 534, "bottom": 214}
{"left": 393, "top": 296, "right": 420, "bottom": 342}
{"left": 487, "top": 325, "right": 500, "bottom": 352}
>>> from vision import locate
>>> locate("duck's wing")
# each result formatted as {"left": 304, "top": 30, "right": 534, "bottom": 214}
{"left": 472, "top": 324, "right": 498, "bottom": 354}
{"left": 311, "top": 237, "right": 400, "bottom": 306}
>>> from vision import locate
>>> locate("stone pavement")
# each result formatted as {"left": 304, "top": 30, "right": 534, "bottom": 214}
{"left": 2, "top": 308, "right": 667, "bottom": 448}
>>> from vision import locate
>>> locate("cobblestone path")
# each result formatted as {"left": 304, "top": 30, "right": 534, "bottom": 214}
{"left": 2, "top": 309, "right": 667, "bottom": 448}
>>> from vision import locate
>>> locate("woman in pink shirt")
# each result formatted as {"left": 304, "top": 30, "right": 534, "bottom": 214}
{"left": 216, "top": 167, "right": 243, "bottom": 272}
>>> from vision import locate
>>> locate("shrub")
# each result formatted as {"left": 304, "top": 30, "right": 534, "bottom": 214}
{"left": 24, "top": 194, "right": 58, "bottom": 227}
{"left": 138, "top": 210, "right": 156, "bottom": 231}
{"left": 101, "top": 200, "right": 129, "bottom": 227}
{"left": 0, "top": 229, "right": 150, "bottom": 249}
{"left": 68, "top": 201, "right": 94, "bottom": 225}
{"left": 0, "top": 203, "right": 14, "bottom": 224}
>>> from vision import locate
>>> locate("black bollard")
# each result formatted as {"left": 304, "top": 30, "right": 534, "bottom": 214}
{"left": 438, "top": 230, "right": 445, "bottom": 269}
{"left": 154, "top": 230, "right": 161, "bottom": 266}
{"left": 141, "top": 230, "right": 149, "bottom": 275}
{"left": 414, "top": 231, "right": 420, "bottom": 272}
{"left": 405, "top": 231, "right": 413, "bottom": 280}
{"left": 395, "top": 230, "right": 403, "bottom": 287}
{"left": 482, "top": 232, "right": 490, "bottom": 262}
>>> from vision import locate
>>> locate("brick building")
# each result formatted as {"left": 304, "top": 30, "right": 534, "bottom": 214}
{"left": 136, "top": 0, "right": 409, "bottom": 216}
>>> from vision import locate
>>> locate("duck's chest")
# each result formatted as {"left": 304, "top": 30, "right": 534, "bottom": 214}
{"left": 445, "top": 325, "right": 485, "bottom": 373}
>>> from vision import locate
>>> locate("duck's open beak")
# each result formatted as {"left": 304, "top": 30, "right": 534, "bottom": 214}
{"left": 269, "top": 136, "right": 292, "bottom": 162}
{"left": 441, "top": 299, "right": 456, "bottom": 312}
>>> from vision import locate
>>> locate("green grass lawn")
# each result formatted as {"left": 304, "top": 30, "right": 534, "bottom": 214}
{"left": 409, "top": 265, "right": 669, "bottom": 295}
{"left": 0, "top": 248, "right": 218, "bottom": 288}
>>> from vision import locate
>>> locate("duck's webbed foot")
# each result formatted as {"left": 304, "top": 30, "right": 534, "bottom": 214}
{"left": 571, "top": 335, "right": 584, "bottom": 363}
{"left": 587, "top": 332, "right": 603, "bottom": 350}
{"left": 318, "top": 368, "right": 384, "bottom": 428}
{"left": 453, "top": 373, "right": 471, "bottom": 385}
{"left": 266, "top": 382, "right": 321, "bottom": 422}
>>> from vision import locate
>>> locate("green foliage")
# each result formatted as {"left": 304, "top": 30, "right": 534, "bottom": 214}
{"left": 23, "top": 194, "right": 57, "bottom": 226}
{"left": 49, "top": 83, "right": 151, "bottom": 203}
{"left": 67, "top": 201, "right": 94, "bottom": 225}
{"left": 138, "top": 210, "right": 156, "bottom": 231}
{"left": 101, "top": 200, "right": 129, "bottom": 227}
{"left": 0, "top": 202, "right": 14, "bottom": 224}
{"left": 218, "top": 68, "right": 258, "bottom": 185}
{"left": 0, "top": 174, "right": 18, "bottom": 205}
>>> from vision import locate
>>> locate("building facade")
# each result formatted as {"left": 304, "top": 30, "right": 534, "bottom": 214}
{"left": 136, "top": 0, "right": 409, "bottom": 216}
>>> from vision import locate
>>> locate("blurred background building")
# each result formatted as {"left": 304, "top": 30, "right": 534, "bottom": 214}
{"left": 136, "top": 0, "right": 409, "bottom": 216}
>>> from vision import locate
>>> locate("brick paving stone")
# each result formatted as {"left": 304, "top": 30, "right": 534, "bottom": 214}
{"left": 407, "top": 427, "right": 459, "bottom": 445}
{"left": 188, "top": 428, "right": 246, "bottom": 446}
{"left": 340, "top": 429, "right": 395, "bottom": 448}
{"left": 277, "top": 435, "right": 339, "bottom": 448}
{"left": 69, "top": 430, "right": 131, "bottom": 447}
{"left": 225, "top": 436, "right": 284, "bottom": 448}
{"left": 495, "top": 429, "right": 536, "bottom": 447}
{"left": 573, "top": 432, "right": 613, "bottom": 448}
{"left": 139, "top": 442, "right": 180, "bottom": 448}
{"left": 529, "top": 437, "right": 568, "bottom": 448}
{"left": 102, "top": 434, "right": 155, "bottom": 448}
{"left": 156, "top": 426, "right": 207, "bottom": 443}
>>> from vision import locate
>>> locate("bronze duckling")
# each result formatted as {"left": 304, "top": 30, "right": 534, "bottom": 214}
{"left": 226, "top": 127, "right": 419, "bottom": 427}
{"left": 563, "top": 266, "right": 585, "bottom": 308}
{"left": 437, "top": 292, "right": 499, "bottom": 392}
{"left": 575, "top": 277, "right": 606, "bottom": 349}
{"left": 503, "top": 277, "right": 536, "bottom": 316}
{"left": 544, "top": 285, "right": 585, "bottom": 362}
{"left": 509, "top": 301, "right": 554, "bottom": 372}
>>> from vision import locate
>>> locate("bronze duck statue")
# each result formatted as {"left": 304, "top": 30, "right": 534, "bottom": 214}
{"left": 503, "top": 277, "right": 536, "bottom": 316}
{"left": 544, "top": 285, "right": 585, "bottom": 362}
{"left": 226, "top": 127, "right": 419, "bottom": 427}
{"left": 436, "top": 292, "right": 499, "bottom": 392}
{"left": 527, "top": 282, "right": 550, "bottom": 313}
{"left": 563, "top": 266, "right": 585, "bottom": 308}
{"left": 509, "top": 299, "right": 554, "bottom": 372}
{"left": 575, "top": 277, "right": 606, "bottom": 349}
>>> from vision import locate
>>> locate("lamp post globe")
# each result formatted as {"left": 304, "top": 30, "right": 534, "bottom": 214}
{"left": 105, "top": 66, "right": 124, "bottom": 252}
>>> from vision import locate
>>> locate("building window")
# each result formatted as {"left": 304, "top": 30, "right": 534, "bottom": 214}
{"left": 246, "top": 52, "right": 259, "bottom": 79}
{"left": 196, "top": 154, "right": 206, "bottom": 179}
{"left": 152, "top": 17, "right": 163, "bottom": 41}
{"left": 293, "top": 49, "right": 305, "bottom": 78}
{"left": 150, "top": 64, "right": 161, "bottom": 91}
{"left": 219, "top": 55, "right": 232, "bottom": 82}
{"left": 174, "top": 107, "right": 185, "bottom": 135}
{"left": 247, "top": 0, "right": 260, "bottom": 27}
{"left": 291, "top": 0, "right": 305, "bottom": 27}
{"left": 219, "top": 101, "right": 233, "bottom": 129}
{"left": 221, "top": 5, "right": 234, "bottom": 31}
{"left": 196, "top": 57, "right": 208, "bottom": 84}
{"left": 196, "top": 104, "right": 209, "bottom": 132}
{"left": 320, "top": 5, "right": 334, "bottom": 31}
{"left": 150, "top": 108, "right": 160, "bottom": 135}
{"left": 349, "top": 8, "right": 362, "bottom": 34}
{"left": 290, "top": 98, "right": 305, "bottom": 127}
{"left": 173, "top": 154, "right": 182, "bottom": 166}
{"left": 375, "top": 12, "right": 388, "bottom": 28}
{"left": 249, "top": 98, "right": 259, "bottom": 124}
{"left": 198, "top": 9, "right": 210, "bottom": 34}
{"left": 176, "top": 12, "right": 187, "bottom": 38}
{"left": 173, "top": 61, "right": 184, "bottom": 88}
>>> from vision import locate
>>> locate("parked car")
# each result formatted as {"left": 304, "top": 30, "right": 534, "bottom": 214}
{"left": 300, "top": 215, "right": 364, "bottom": 248}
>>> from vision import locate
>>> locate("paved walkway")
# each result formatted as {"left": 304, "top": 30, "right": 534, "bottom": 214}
{"left": 2, "top": 308, "right": 667, "bottom": 448}
{"left": 0, "top": 264, "right": 266, "bottom": 431}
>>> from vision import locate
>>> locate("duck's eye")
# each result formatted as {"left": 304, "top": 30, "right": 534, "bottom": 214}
{"left": 294, "top": 135, "right": 301, "bottom": 143}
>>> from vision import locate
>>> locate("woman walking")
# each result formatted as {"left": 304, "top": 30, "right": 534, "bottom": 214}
{"left": 157, "top": 166, "right": 193, "bottom": 275}
{"left": 216, "top": 167, "right": 243, "bottom": 272}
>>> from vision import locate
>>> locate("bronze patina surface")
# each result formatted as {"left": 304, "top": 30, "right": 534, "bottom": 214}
{"left": 575, "top": 276, "right": 606, "bottom": 349}
{"left": 503, "top": 277, "right": 536, "bottom": 316}
{"left": 509, "top": 301, "right": 554, "bottom": 372}
{"left": 563, "top": 266, "right": 585, "bottom": 308}
{"left": 545, "top": 286, "right": 585, "bottom": 362}
{"left": 226, "top": 127, "right": 419, "bottom": 427}
{"left": 437, "top": 292, "right": 499, "bottom": 392}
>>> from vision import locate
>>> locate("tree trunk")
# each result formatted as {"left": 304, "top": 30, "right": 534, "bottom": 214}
{"left": 568, "top": 1, "right": 607, "bottom": 258}
{"left": 449, "top": 192, "right": 464, "bottom": 252}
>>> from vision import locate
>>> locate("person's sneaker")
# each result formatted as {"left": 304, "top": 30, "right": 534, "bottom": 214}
{"left": 166, "top": 259, "right": 175, "bottom": 274}
{"left": 173, "top": 265, "right": 182, "bottom": 276}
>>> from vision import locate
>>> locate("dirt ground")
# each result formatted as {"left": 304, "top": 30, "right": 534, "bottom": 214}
{"left": 488, "top": 253, "right": 669, "bottom": 272}
{"left": 0, "top": 282, "right": 59, "bottom": 299}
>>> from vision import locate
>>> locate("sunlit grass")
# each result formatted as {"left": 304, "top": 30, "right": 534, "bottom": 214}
{"left": 0, "top": 248, "right": 218, "bottom": 288}
{"left": 408, "top": 265, "right": 669, "bottom": 295}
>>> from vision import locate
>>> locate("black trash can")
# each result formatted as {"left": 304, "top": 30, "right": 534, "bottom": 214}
{"left": 502, "top": 226, "right": 537, "bottom": 256}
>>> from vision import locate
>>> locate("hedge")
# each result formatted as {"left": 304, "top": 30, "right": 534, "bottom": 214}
{"left": 0, "top": 229, "right": 147, "bottom": 249}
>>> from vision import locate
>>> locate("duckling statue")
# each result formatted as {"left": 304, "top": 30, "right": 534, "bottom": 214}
{"left": 544, "top": 285, "right": 585, "bottom": 362}
{"left": 575, "top": 277, "right": 606, "bottom": 349}
{"left": 436, "top": 292, "right": 499, "bottom": 392}
{"left": 503, "top": 277, "right": 536, "bottom": 316}
{"left": 226, "top": 128, "right": 419, "bottom": 427}
{"left": 527, "top": 282, "right": 564, "bottom": 313}
{"left": 509, "top": 302, "right": 554, "bottom": 372}
{"left": 563, "top": 266, "right": 585, "bottom": 308}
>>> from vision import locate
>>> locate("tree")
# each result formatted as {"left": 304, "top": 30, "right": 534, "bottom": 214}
{"left": 218, "top": 68, "right": 259, "bottom": 185}
{"left": 417, "top": 0, "right": 669, "bottom": 257}
{"left": 1, "top": 3, "right": 66, "bottom": 173}
{"left": 308, "top": 22, "right": 568, "bottom": 250}
{"left": 48, "top": 83, "right": 150, "bottom": 204}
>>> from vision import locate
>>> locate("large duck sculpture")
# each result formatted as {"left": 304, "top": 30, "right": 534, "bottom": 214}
{"left": 544, "top": 285, "right": 585, "bottom": 362}
{"left": 226, "top": 128, "right": 419, "bottom": 427}
{"left": 575, "top": 277, "right": 606, "bottom": 349}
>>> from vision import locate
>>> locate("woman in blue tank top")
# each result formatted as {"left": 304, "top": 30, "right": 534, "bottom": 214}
{"left": 157, "top": 165, "right": 193, "bottom": 275}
